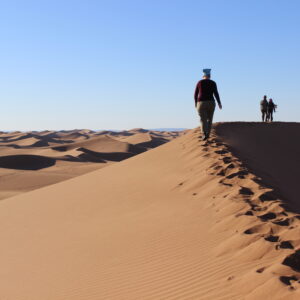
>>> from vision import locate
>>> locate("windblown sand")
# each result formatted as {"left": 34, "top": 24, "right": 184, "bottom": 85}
{"left": 0, "top": 122, "right": 299, "bottom": 299}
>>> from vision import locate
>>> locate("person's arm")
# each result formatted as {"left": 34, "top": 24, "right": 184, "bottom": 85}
{"left": 213, "top": 82, "right": 222, "bottom": 109}
{"left": 194, "top": 82, "right": 199, "bottom": 107}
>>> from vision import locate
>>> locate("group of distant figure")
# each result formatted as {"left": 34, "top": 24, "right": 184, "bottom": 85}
{"left": 260, "top": 96, "right": 277, "bottom": 122}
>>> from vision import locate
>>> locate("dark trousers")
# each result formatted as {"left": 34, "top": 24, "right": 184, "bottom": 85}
{"left": 267, "top": 110, "right": 274, "bottom": 122}
{"left": 196, "top": 101, "right": 216, "bottom": 136}
{"left": 261, "top": 109, "right": 267, "bottom": 122}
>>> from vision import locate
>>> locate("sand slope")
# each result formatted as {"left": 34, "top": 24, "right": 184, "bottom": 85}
{"left": 0, "top": 123, "right": 299, "bottom": 299}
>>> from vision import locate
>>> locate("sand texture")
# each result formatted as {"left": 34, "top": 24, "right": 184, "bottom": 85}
{"left": 0, "top": 129, "right": 182, "bottom": 200}
{"left": 0, "top": 122, "right": 299, "bottom": 299}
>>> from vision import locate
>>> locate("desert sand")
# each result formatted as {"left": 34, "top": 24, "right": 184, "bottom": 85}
{"left": 0, "top": 128, "right": 182, "bottom": 200}
{"left": 0, "top": 122, "right": 299, "bottom": 299}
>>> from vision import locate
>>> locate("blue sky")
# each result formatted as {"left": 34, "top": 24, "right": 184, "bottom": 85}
{"left": 0, "top": 0, "right": 299, "bottom": 130}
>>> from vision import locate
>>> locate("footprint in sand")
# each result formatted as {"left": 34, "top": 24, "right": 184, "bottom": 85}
{"left": 226, "top": 170, "right": 249, "bottom": 179}
{"left": 258, "top": 212, "right": 277, "bottom": 221}
{"left": 282, "top": 250, "right": 300, "bottom": 272}
{"left": 217, "top": 169, "right": 226, "bottom": 176}
{"left": 225, "top": 163, "right": 235, "bottom": 169}
{"left": 215, "top": 149, "right": 229, "bottom": 155}
{"left": 215, "top": 142, "right": 225, "bottom": 147}
{"left": 222, "top": 157, "right": 232, "bottom": 164}
{"left": 219, "top": 180, "right": 233, "bottom": 187}
{"left": 272, "top": 218, "right": 291, "bottom": 226}
{"left": 244, "top": 210, "right": 254, "bottom": 216}
{"left": 259, "top": 191, "right": 278, "bottom": 202}
{"left": 256, "top": 267, "right": 266, "bottom": 273}
{"left": 264, "top": 235, "right": 279, "bottom": 242}
{"left": 243, "top": 223, "right": 271, "bottom": 235}
{"left": 279, "top": 275, "right": 298, "bottom": 286}
{"left": 276, "top": 241, "right": 294, "bottom": 249}
{"left": 239, "top": 187, "right": 254, "bottom": 196}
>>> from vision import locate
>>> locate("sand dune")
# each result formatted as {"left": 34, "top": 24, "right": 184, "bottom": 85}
{"left": 97, "top": 129, "right": 184, "bottom": 145}
{"left": 115, "top": 132, "right": 168, "bottom": 149}
{"left": 0, "top": 122, "right": 299, "bottom": 299}
{"left": 115, "top": 132, "right": 152, "bottom": 144}
{"left": 0, "top": 154, "right": 56, "bottom": 170}
{"left": 0, "top": 129, "right": 182, "bottom": 200}
{"left": 51, "top": 135, "right": 144, "bottom": 153}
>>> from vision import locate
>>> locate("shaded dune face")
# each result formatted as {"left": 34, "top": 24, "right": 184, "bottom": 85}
{"left": 77, "top": 148, "right": 139, "bottom": 162}
{"left": 0, "top": 155, "right": 56, "bottom": 170}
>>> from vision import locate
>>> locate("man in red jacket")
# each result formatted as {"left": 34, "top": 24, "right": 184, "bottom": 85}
{"left": 194, "top": 69, "right": 222, "bottom": 140}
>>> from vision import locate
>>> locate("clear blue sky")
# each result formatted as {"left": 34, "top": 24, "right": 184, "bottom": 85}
{"left": 1, "top": 0, "right": 299, "bottom": 130}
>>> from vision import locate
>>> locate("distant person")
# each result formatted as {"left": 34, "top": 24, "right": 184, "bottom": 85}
{"left": 267, "top": 98, "right": 276, "bottom": 122}
{"left": 194, "top": 69, "right": 222, "bottom": 141}
{"left": 260, "top": 95, "right": 268, "bottom": 122}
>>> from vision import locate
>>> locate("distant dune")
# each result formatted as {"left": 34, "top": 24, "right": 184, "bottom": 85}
{"left": 0, "top": 128, "right": 183, "bottom": 200}
{"left": 149, "top": 127, "right": 188, "bottom": 131}
{"left": 0, "top": 122, "right": 299, "bottom": 299}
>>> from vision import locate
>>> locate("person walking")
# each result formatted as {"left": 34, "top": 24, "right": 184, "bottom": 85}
{"left": 267, "top": 98, "right": 276, "bottom": 122}
{"left": 260, "top": 95, "right": 268, "bottom": 122}
{"left": 194, "top": 69, "right": 222, "bottom": 141}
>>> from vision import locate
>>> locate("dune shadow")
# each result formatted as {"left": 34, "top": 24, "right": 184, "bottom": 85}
{"left": 0, "top": 155, "right": 56, "bottom": 170}
{"left": 77, "top": 153, "right": 106, "bottom": 163}
{"left": 51, "top": 145, "right": 69, "bottom": 152}
{"left": 78, "top": 148, "right": 136, "bottom": 162}
{"left": 136, "top": 138, "right": 167, "bottom": 149}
